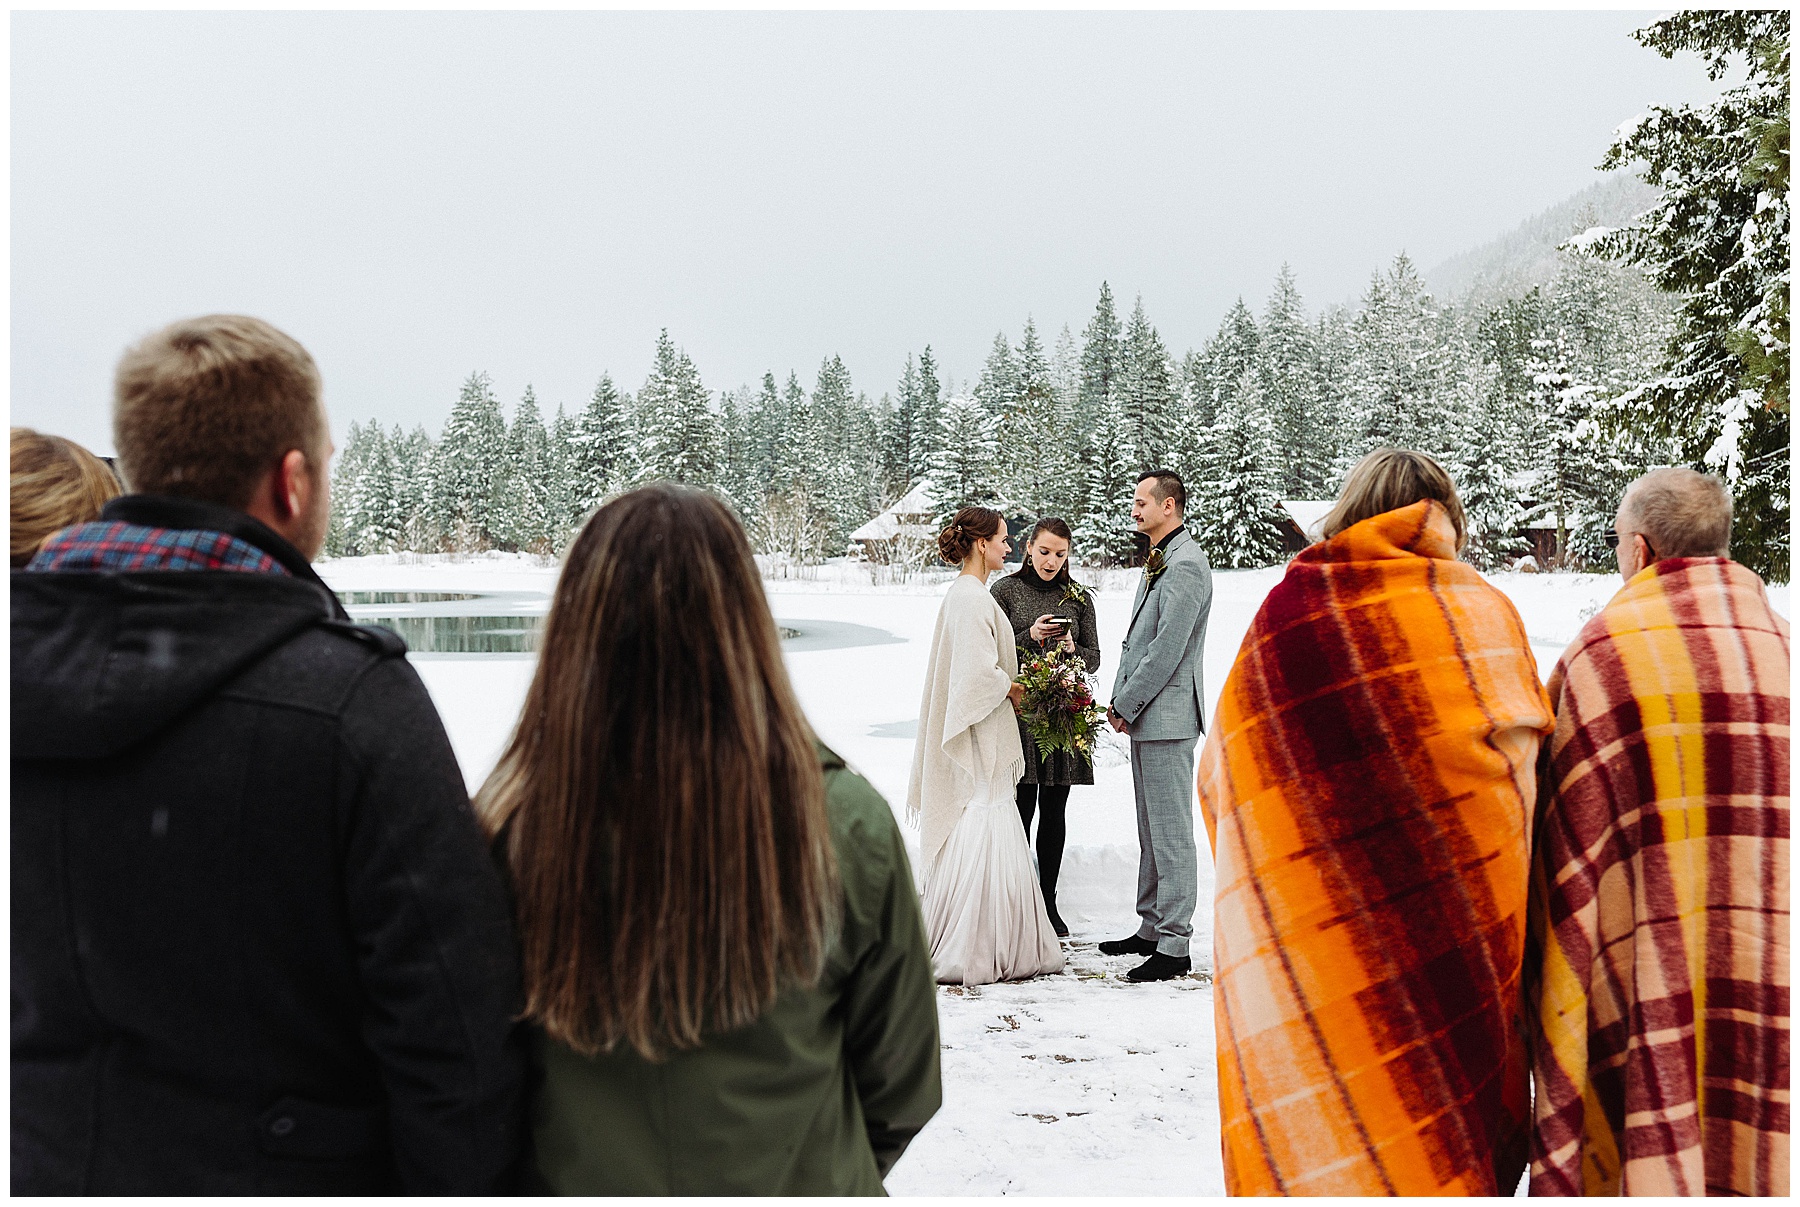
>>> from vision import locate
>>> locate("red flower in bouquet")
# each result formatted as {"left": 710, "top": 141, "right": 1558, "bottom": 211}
{"left": 1013, "top": 646, "right": 1106, "bottom": 761}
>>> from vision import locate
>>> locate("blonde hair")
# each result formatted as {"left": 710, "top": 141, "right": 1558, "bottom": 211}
{"left": 1620, "top": 467, "right": 1732, "bottom": 558}
{"left": 1321, "top": 448, "right": 1467, "bottom": 549}
{"left": 11, "top": 428, "right": 121, "bottom": 566}
{"left": 114, "top": 314, "right": 324, "bottom": 509}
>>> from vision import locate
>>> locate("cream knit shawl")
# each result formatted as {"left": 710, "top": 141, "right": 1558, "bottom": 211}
{"left": 906, "top": 574, "right": 1026, "bottom": 872}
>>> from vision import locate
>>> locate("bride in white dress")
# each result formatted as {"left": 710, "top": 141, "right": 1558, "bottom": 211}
{"left": 906, "top": 506, "right": 1064, "bottom": 985}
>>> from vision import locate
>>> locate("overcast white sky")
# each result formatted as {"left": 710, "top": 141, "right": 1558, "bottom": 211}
{"left": 12, "top": 10, "right": 1728, "bottom": 453}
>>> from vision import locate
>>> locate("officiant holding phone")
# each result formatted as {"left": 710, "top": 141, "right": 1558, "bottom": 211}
{"left": 989, "top": 517, "right": 1101, "bottom": 937}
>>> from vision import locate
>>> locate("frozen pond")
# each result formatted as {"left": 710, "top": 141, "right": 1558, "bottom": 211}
{"left": 335, "top": 588, "right": 550, "bottom": 655}
{"left": 335, "top": 587, "right": 891, "bottom": 656}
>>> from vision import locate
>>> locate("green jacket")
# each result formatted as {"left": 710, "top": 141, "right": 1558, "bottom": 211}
{"left": 528, "top": 744, "right": 942, "bottom": 1195}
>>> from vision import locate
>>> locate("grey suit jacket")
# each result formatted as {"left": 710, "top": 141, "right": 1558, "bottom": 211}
{"left": 1109, "top": 528, "right": 1213, "bottom": 741}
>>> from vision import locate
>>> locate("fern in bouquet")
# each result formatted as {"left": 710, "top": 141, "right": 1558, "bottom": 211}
{"left": 1014, "top": 645, "right": 1106, "bottom": 762}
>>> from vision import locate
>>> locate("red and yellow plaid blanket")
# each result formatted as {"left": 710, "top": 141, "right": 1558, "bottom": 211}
{"left": 1197, "top": 500, "right": 1552, "bottom": 1194}
{"left": 1528, "top": 557, "right": 1790, "bottom": 1196}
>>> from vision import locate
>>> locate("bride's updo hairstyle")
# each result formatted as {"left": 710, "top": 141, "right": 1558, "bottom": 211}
{"left": 937, "top": 506, "right": 1004, "bottom": 564}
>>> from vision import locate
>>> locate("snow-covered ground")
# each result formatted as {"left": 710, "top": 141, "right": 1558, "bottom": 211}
{"left": 316, "top": 552, "right": 1789, "bottom": 1196}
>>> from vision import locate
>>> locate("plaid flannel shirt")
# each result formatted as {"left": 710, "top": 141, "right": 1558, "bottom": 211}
{"left": 27, "top": 521, "right": 288, "bottom": 576}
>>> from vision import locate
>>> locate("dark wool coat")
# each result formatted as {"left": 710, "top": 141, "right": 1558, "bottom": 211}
{"left": 11, "top": 496, "right": 527, "bottom": 1195}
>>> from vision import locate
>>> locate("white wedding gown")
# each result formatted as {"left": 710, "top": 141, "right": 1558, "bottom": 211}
{"left": 908, "top": 575, "right": 1063, "bottom": 986}
{"left": 923, "top": 782, "right": 1066, "bottom": 985}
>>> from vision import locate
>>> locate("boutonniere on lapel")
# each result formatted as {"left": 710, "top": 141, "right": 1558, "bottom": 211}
{"left": 1143, "top": 547, "right": 1169, "bottom": 586}
{"left": 1058, "top": 580, "right": 1089, "bottom": 608}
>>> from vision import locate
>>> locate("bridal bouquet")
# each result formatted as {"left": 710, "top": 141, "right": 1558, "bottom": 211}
{"left": 1014, "top": 646, "right": 1106, "bottom": 762}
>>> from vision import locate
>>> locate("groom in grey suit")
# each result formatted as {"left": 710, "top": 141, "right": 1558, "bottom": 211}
{"left": 1098, "top": 470, "right": 1212, "bottom": 983}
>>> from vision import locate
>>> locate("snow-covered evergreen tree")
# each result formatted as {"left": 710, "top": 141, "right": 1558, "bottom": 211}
{"left": 1588, "top": 9, "right": 1789, "bottom": 579}
{"left": 925, "top": 394, "right": 1003, "bottom": 524}
{"left": 499, "top": 386, "right": 556, "bottom": 554}
{"left": 1078, "top": 283, "right": 1124, "bottom": 437}
{"left": 1522, "top": 330, "right": 1608, "bottom": 568}
{"left": 1473, "top": 292, "right": 1546, "bottom": 456}
{"left": 566, "top": 374, "right": 627, "bottom": 523}
{"left": 1193, "top": 372, "right": 1285, "bottom": 568}
{"left": 974, "top": 332, "right": 1019, "bottom": 423}
{"left": 1070, "top": 285, "right": 1132, "bottom": 555}
{"left": 363, "top": 425, "right": 411, "bottom": 554}
{"left": 1340, "top": 255, "right": 1466, "bottom": 468}
{"left": 999, "top": 317, "right": 1059, "bottom": 515}
{"left": 1046, "top": 323, "right": 1085, "bottom": 520}
{"left": 844, "top": 390, "right": 893, "bottom": 531}
{"left": 394, "top": 425, "right": 435, "bottom": 551}
{"left": 1468, "top": 247, "right": 1673, "bottom": 568}
{"left": 1119, "top": 297, "right": 1179, "bottom": 474}
{"left": 1259, "top": 265, "right": 1322, "bottom": 496}
{"left": 810, "top": 355, "right": 861, "bottom": 541}
{"left": 751, "top": 370, "right": 836, "bottom": 561}
{"left": 716, "top": 384, "right": 761, "bottom": 523}
{"left": 1195, "top": 300, "right": 1261, "bottom": 434}
{"left": 1309, "top": 306, "right": 1354, "bottom": 487}
{"left": 883, "top": 357, "right": 920, "bottom": 495}
{"left": 1455, "top": 375, "right": 1530, "bottom": 571}
{"left": 749, "top": 371, "right": 784, "bottom": 498}
{"left": 629, "top": 330, "right": 720, "bottom": 489}
{"left": 544, "top": 405, "right": 579, "bottom": 545}
{"left": 769, "top": 371, "right": 816, "bottom": 495}
{"left": 1071, "top": 391, "right": 1139, "bottom": 565}
{"left": 426, "top": 371, "right": 508, "bottom": 550}
{"left": 325, "top": 420, "right": 375, "bottom": 556}
{"left": 910, "top": 346, "right": 943, "bottom": 484}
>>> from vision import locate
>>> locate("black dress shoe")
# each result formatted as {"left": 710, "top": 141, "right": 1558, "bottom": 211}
{"left": 1126, "top": 952, "right": 1192, "bottom": 982}
{"left": 1097, "top": 933, "right": 1158, "bottom": 957}
{"left": 1047, "top": 907, "right": 1070, "bottom": 939}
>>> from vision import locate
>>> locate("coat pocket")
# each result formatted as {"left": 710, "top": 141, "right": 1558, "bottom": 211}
{"left": 258, "top": 1096, "right": 388, "bottom": 1159}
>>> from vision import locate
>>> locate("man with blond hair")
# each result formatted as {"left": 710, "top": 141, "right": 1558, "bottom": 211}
{"left": 1527, "top": 467, "right": 1789, "bottom": 1196}
{"left": 12, "top": 316, "right": 525, "bottom": 1193}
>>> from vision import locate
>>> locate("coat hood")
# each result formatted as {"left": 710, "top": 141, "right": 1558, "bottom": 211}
{"left": 12, "top": 496, "right": 346, "bottom": 760}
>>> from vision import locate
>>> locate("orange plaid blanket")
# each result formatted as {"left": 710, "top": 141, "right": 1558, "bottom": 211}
{"left": 1197, "top": 500, "right": 1553, "bottom": 1194}
{"left": 1528, "top": 557, "right": 1790, "bottom": 1196}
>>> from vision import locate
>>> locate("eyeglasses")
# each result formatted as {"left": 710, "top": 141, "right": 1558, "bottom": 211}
{"left": 1605, "top": 529, "right": 1657, "bottom": 557}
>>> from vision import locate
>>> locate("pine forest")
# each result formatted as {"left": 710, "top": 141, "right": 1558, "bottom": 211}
{"left": 325, "top": 12, "right": 1787, "bottom": 581}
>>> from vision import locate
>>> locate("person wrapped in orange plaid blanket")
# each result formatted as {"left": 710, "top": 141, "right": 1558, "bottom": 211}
{"left": 1197, "top": 451, "right": 1553, "bottom": 1195}
{"left": 1528, "top": 469, "right": 1789, "bottom": 1196}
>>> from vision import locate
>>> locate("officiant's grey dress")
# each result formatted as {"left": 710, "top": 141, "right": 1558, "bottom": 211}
{"left": 989, "top": 569, "right": 1101, "bottom": 786}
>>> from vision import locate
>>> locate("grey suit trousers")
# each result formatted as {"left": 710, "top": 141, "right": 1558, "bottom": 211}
{"left": 1131, "top": 736, "right": 1199, "bottom": 958}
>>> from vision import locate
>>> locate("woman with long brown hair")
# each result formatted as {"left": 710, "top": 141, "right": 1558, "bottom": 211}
{"left": 906, "top": 505, "right": 1064, "bottom": 986}
{"left": 477, "top": 483, "right": 941, "bottom": 1195}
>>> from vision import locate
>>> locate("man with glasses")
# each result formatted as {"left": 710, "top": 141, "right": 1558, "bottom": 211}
{"left": 1526, "top": 468, "right": 1789, "bottom": 1195}
{"left": 1601, "top": 521, "right": 1656, "bottom": 565}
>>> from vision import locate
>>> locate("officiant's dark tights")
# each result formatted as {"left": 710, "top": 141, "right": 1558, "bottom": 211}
{"left": 1016, "top": 784, "right": 1070, "bottom": 904}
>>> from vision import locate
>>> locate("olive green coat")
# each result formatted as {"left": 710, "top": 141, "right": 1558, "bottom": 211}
{"left": 528, "top": 745, "right": 942, "bottom": 1196}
